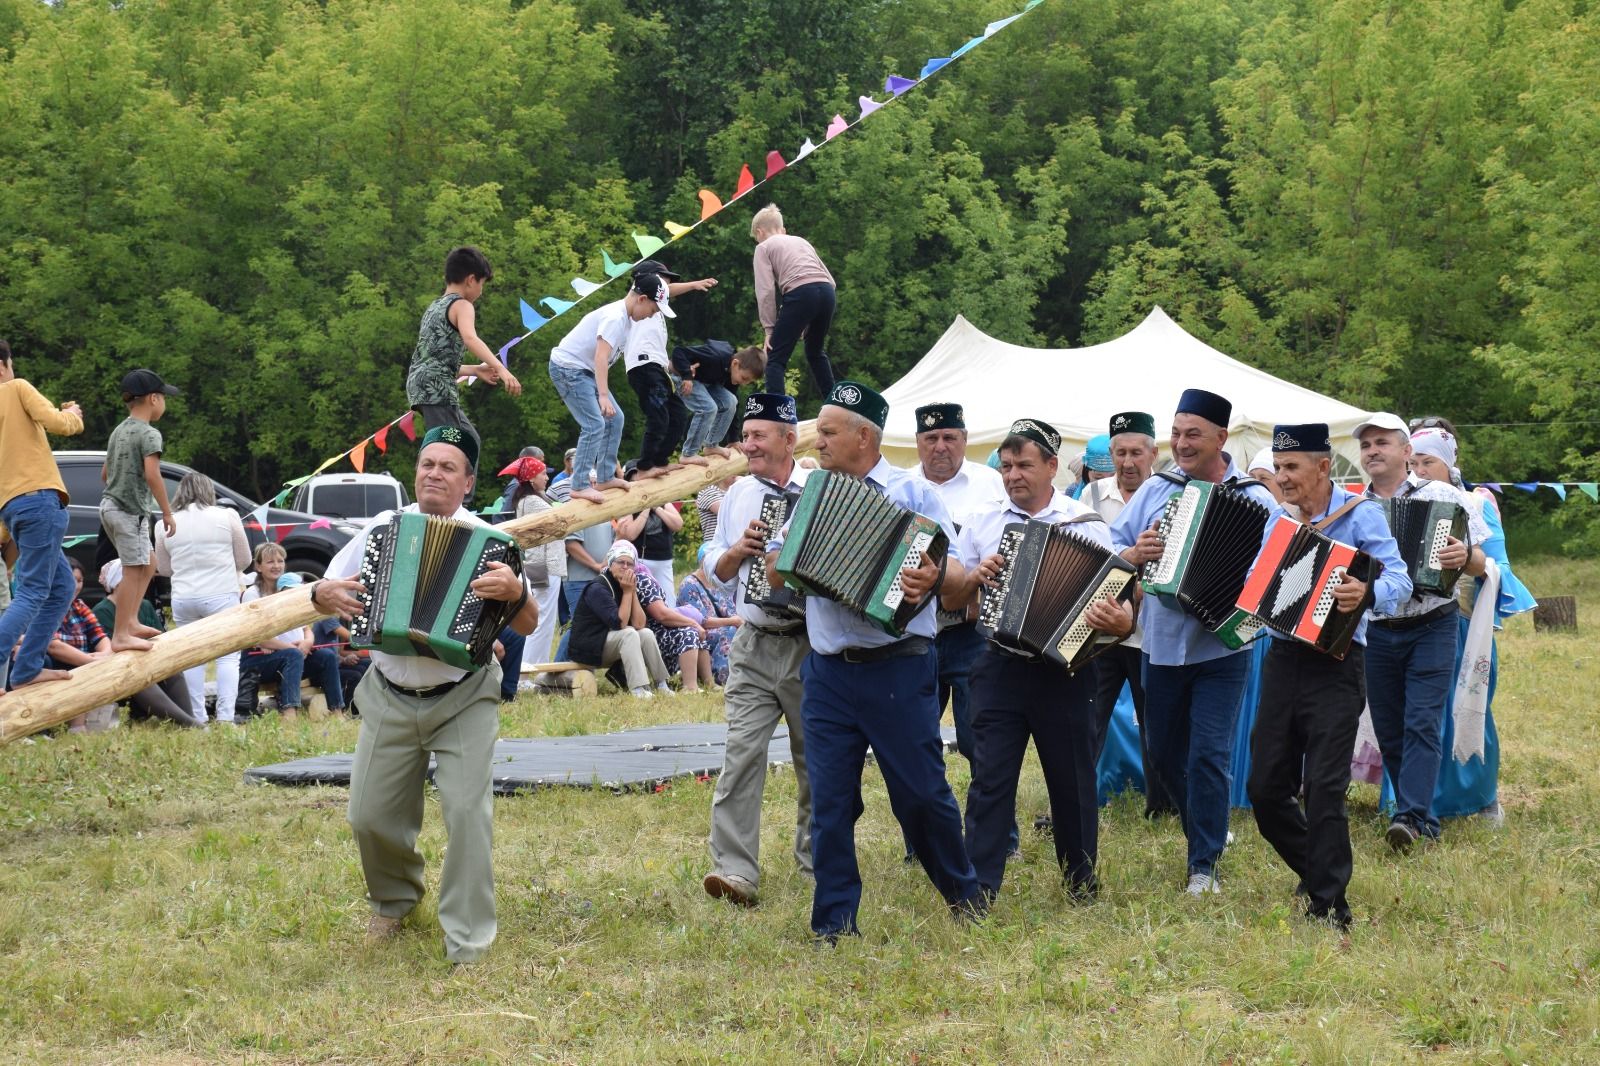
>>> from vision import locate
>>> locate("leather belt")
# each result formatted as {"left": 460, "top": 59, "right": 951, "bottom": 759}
{"left": 838, "top": 636, "right": 931, "bottom": 664}
{"left": 749, "top": 622, "right": 804, "bottom": 638}
{"left": 381, "top": 671, "right": 466, "bottom": 701}
{"left": 1370, "top": 601, "right": 1457, "bottom": 631}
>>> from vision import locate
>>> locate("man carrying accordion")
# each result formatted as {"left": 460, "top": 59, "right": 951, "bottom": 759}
{"left": 764, "top": 381, "right": 986, "bottom": 942}
{"left": 940, "top": 417, "right": 1135, "bottom": 905}
{"left": 312, "top": 426, "right": 539, "bottom": 965}
{"left": 1245, "top": 424, "right": 1410, "bottom": 931}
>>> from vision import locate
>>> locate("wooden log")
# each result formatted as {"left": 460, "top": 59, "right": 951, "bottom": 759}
{"left": 1532, "top": 595, "right": 1576, "bottom": 632}
{"left": 0, "top": 423, "right": 815, "bottom": 744}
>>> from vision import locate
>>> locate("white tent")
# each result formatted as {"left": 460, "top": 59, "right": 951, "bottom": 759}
{"left": 880, "top": 307, "right": 1369, "bottom": 477}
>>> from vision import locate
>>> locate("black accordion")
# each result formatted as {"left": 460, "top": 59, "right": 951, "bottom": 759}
{"left": 773, "top": 469, "right": 948, "bottom": 636}
{"left": 1235, "top": 516, "right": 1375, "bottom": 659}
{"left": 1142, "top": 478, "right": 1272, "bottom": 648}
{"left": 348, "top": 512, "right": 524, "bottom": 670}
{"left": 975, "top": 519, "right": 1138, "bottom": 671}
{"left": 1379, "top": 496, "right": 1468, "bottom": 597}
{"left": 742, "top": 488, "right": 806, "bottom": 621}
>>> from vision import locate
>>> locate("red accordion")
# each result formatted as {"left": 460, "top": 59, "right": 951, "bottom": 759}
{"left": 1235, "top": 516, "right": 1375, "bottom": 659}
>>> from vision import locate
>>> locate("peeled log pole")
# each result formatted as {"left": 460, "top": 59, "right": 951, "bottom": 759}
{"left": 0, "top": 423, "right": 816, "bottom": 744}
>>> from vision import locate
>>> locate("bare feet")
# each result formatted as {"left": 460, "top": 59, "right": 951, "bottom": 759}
{"left": 634, "top": 465, "right": 672, "bottom": 481}
{"left": 133, "top": 623, "right": 164, "bottom": 639}
{"left": 704, "top": 445, "right": 734, "bottom": 459}
{"left": 572, "top": 488, "right": 607, "bottom": 504}
{"left": 110, "top": 635, "right": 155, "bottom": 653}
{"left": 14, "top": 669, "right": 72, "bottom": 687}
{"left": 681, "top": 455, "right": 712, "bottom": 467}
{"left": 600, "top": 478, "right": 630, "bottom": 491}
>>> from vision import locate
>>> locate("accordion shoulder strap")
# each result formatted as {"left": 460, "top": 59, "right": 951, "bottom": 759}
{"left": 1313, "top": 496, "right": 1369, "bottom": 532}
{"left": 1063, "top": 513, "right": 1105, "bottom": 525}
{"left": 1222, "top": 475, "right": 1267, "bottom": 492}
{"left": 1153, "top": 470, "right": 1189, "bottom": 487}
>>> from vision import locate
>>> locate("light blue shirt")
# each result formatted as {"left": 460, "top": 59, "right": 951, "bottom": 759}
{"left": 773, "top": 456, "right": 957, "bottom": 655}
{"left": 1110, "top": 453, "right": 1277, "bottom": 666}
{"left": 704, "top": 463, "right": 810, "bottom": 627}
{"left": 1256, "top": 481, "right": 1412, "bottom": 648}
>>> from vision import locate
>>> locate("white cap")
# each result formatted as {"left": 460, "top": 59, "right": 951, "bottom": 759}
{"left": 1248, "top": 446, "right": 1274, "bottom": 474}
{"left": 1353, "top": 411, "right": 1409, "bottom": 439}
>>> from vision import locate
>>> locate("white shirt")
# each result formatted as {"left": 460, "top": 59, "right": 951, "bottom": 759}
{"left": 155, "top": 503, "right": 251, "bottom": 600}
{"left": 956, "top": 490, "right": 1113, "bottom": 570}
{"left": 327, "top": 504, "right": 522, "bottom": 690}
{"left": 549, "top": 299, "right": 633, "bottom": 373}
{"left": 913, "top": 459, "right": 1006, "bottom": 529}
{"left": 1081, "top": 477, "right": 1143, "bottom": 647}
{"left": 622, "top": 312, "right": 670, "bottom": 372}
{"left": 1365, "top": 475, "right": 1492, "bottom": 620}
{"left": 704, "top": 464, "right": 811, "bottom": 627}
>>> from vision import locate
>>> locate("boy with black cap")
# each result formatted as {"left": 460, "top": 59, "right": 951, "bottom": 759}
{"left": 1110, "top": 389, "right": 1277, "bottom": 897}
{"left": 100, "top": 368, "right": 181, "bottom": 653}
{"left": 618, "top": 260, "right": 719, "bottom": 479}
{"left": 1247, "top": 423, "right": 1410, "bottom": 929}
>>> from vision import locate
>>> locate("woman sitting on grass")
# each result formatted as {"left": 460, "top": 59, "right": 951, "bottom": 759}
{"left": 676, "top": 545, "right": 739, "bottom": 686}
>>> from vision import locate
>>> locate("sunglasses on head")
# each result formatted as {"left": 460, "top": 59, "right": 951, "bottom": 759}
{"left": 1409, "top": 416, "right": 1449, "bottom": 431}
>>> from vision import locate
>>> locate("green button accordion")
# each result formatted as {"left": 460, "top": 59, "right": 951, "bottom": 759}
{"left": 774, "top": 469, "right": 948, "bottom": 636}
{"left": 1143, "top": 478, "right": 1272, "bottom": 648}
{"left": 1378, "top": 496, "right": 1468, "bottom": 597}
{"left": 348, "top": 512, "right": 524, "bottom": 670}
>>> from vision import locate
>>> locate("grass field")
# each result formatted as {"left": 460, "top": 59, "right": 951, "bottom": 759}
{"left": 2, "top": 555, "right": 1597, "bottom": 1064}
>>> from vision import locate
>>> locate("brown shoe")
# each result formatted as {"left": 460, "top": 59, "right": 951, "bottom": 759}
{"left": 366, "top": 914, "right": 404, "bottom": 940}
{"left": 280, "top": 706, "right": 300, "bottom": 722}
{"left": 703, "top": 872, "right": 758, "bottom": 907}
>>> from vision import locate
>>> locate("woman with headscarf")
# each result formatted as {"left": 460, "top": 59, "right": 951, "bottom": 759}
{"left": 499, "top": 454, "right": 563, "bottom": 676}
{"left": 1404, "top": 422, "right": 1536, "bottom": 825}
{"left": 567, "top": 540, "right": 673, "bottom": 698}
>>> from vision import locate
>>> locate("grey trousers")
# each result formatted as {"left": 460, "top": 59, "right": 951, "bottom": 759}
{"left": 707, "top": 625, "right": 813, "bottom": 885}
{"left": 347, "top": 664, "right": 501, "bottom": 963}
{"left": 600, "top": 627, "right": 669, "bottom": 689}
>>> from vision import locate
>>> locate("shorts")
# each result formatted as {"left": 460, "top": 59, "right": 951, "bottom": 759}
{"left": 99, "top": 500, "right": 152, "bottom": 567}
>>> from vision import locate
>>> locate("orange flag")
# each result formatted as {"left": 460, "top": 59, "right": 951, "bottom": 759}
{"left": 732, "top": 164, "right": 755, "bottom": 200}
{"left": 765, "top": 151, "right": 786, "bottom": 179}
{"left": 698, "top": 189, "right": 723, "bottom": 220}
{"left": 350, "top": 440, "right": 367, "bottom": 473}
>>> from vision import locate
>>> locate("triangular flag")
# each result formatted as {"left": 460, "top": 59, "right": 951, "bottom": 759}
{"left": 825, "top": 114, "right": 847, "bottom": 140}
{"left": 919, "top": 57, "right": 952, "bottom": 79}
{"left": 885, "top": 75, "right": 917, "bottom": 96}
{"left": 571, "top": 277, "right": 603, "bottom": 298}
{"left": 308, "top": 518, "right": 332, "bottom": 531}
{"left": 541, "top": 296, "right": 576, "bottom": 316}
{"left": 664, "top": 220, "right": 693, "bottom": 239}
{"left": 633, "top": 232, "right": 666, "bottom": 258}
{"left": 497, "top": 333, "right": 526, "bottom": 364}
{"left": 1546, "top": 482, "right": 1568, "bottom": 500}
{"left": 731, "top": 164, "right": 755, "bottom": 200}
{"left": 374, "top": 423, "right": 390, "bottom": 453}
{"left": 985, "top": 14, "right": 1021, "bottom": 35}
{"left": 1579, "top": 483, "right": 1598, "bottom": 502}
{"left": 1513, "top": 482, "right": 1538, "bottom": 493}
{"left": 765, "top": 151, "right": 787, "bottom": 179}
{"left": 1025, "top": 0, "right": 1044, "bottom": 9}
{"left": 350, "top": 441, "right": 367, "bottom": 474}
{"left": 951, "top": 35, "right": 985, "bottom": 58}
{"left": 1479, "top": 482, "right": 1502, "bottom": 494}
{"left": 519, "top": 299, "right": 549, "bottom": 332}
{"left": 312, "top": 453, "right": 342, "bottom": 475}
{"left": 397, "top": 412, "right": 417, "bottom": 441}
{"left": 249, "top": 502, "right": 270, "bottom": 527}
{"left": 601, "top": 249, "right": 631, "bottom": 278}
{"left": 859, "top": 96, "right": 883, "bottom": 118}
{"left": 794, "top": 138, "right": 817, "bottom": 161}
{"left": 698, "top": 189, "right": 724, "bottom": 220}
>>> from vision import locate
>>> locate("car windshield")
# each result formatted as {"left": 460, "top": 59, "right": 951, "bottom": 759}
{"left": 309, "top": 484, "right": 400, "bottom": 519}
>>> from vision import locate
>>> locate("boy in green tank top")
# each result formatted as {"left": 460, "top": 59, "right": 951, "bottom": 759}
{"left": 406, "top": 246, "right": 521, "bottom": 465}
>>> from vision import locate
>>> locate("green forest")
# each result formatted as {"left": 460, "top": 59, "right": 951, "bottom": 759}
{"left": 1, "top": 0, "right": 1596, "bottom": 534}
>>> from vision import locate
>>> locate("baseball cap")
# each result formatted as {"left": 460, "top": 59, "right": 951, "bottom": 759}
{"left": 633, "top": 259, "right": 681, "bottom": 279}
{"left": 121, "top": 368, "right": 181, "bottom": 398}
{"left": 277, "top": 572, "right": 304, "bottom": 590}
{"left": 1352, "top": 411, "right": 1408, "bottom": 439}
{"left": 632, "top": 271, "right": 675, "bottom": 318}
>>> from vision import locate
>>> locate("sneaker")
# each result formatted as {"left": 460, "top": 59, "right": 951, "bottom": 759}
{"left": 703, "top": 872, "right": 758, "bottom": 907}
{"left": 630, "top": 686, "right": 655, "bottom": 699}
{"left": 1386, "top": 819, "right": 1419, "bottom": 854}
{"left": 1185, "top": 872, "right": 1221, "bottom": 896}
{"left": 655, "top": 681, "right": 676, "bottom": 697}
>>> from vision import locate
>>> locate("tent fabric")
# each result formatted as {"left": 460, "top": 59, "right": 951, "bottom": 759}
{"left": 880, "top": 308, "right": 1369, "bottom": 476}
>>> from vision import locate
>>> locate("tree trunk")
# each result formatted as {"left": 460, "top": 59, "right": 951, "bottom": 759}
{"left": 1532, "top": 595, "right": 1576, "bottom": 632}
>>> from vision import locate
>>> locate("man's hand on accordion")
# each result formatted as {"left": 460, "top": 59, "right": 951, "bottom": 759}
{"left": 1123, "top": 527, "right": 1165, "bottom": 566}
{"left": 1084, "top": 597, "right": 1136, "bottom": 639}
{"left": 471, "top": 561, "right": 526, "bottom": 603}
{"left": 310, "top": 578, "right": 367, "bottom": 620}
{"left": 900, "top": 554, "right": 962, "bottom": 608}
{"left": 1331, "top": 571, "right": 1368, "bottom": 613}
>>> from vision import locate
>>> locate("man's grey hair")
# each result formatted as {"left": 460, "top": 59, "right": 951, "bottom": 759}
{"left": 1110, "top": 431, "right": 1157, "bottom": 451}
{"left": 828, "top": 406, "right": 883, "bottom": 448}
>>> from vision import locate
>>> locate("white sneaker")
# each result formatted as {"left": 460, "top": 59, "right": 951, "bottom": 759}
{"left": 655, "top": 682, "right": 676, "bottom": 697}
{"left": 1185, "top": 872, "right": 1221, "bottom": 896}
{"left": 630, "top": 686, "right": 655, "bottom": 699}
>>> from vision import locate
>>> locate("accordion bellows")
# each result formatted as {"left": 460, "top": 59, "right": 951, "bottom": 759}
{"left": 1142, "top": 479, "right": 1271, "bottom": 648}
{"left": 348, "top": 512, "right": 524, "bottom": 670}
{"left": 1236, "top": 515, "right": 1374, "bottom": 659}
{"left": 976, "top": 520, "right": 1137, "bottom": 672}
{"left": 774, "top": 470, "right": 948, "bottom": 636}
{"left": 1379, "top": 496, "right": 1468, "bottom": 597}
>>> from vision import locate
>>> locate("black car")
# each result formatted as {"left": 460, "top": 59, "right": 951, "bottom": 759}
{"left": 54, "top": 450, "right": 360, "bottom": 605}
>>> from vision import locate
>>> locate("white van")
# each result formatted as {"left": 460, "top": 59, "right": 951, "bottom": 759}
{"left": 292, "top": 473, "right": 409, "bottom": 528}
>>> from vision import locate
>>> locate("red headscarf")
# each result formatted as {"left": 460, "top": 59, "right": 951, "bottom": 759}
{"left": 498, "top": 456, "right": 547, "bottom": 482}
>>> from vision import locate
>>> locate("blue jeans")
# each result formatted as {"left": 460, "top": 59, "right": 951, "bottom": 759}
{"left": 497, "top": 625, "right": 525, "bottom": 699}
{"left": 1365, "top": 610, "right": 1457, "bottom": 838}
{"left": 242, "top": 647, "right": 307, "bottom": 708}
{"left": 681, "top": 380, "right": 738, "bottom": 457}
{"left": 0, "top": 491, "right": 76, "bottom": 688}
{"left": 548, "top": 362, "right": 624, "bottom": 491}
{"left": 555, "top": 579, "right": 590, "bottom": 661}
{"left": 763, "top": 282, "right": 836, "bottom": 397}
{"left": 1142, "top": 652, "right": 1251, "bottom": 877}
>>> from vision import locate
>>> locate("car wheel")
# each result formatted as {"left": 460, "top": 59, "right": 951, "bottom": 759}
{"left": 286, "top": 556, "right": 329, "bottom": 580}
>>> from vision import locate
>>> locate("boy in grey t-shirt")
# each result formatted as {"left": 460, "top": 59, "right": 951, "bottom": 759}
{"left": 100, "top": 368, "right": 179, "bottom": 652}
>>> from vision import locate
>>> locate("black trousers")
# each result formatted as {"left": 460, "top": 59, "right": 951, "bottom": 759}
{"left": 762, "top": 282, "right": 837, "bottom": 397}
{"left": 964, "top": 649, "right": 1098, "bottom": 895}
{"left": 1089, "top": 643, "right": 1175, "bottom": 816}
{"left": 626, "top": 363, "right": 689, "bottom": 470}
{"left": 1248, "top": 641, "right": 1366, "bottom": 926}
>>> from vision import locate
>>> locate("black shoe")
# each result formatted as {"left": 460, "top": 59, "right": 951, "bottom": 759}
{"left": 1032, "top": 813, "right": 1054, "bottom": 836}
{"left": 1386, "top": 819, "right": 1419, "bottom": 854}
{"left": 234, "top": 671, "right": 261, "bottom": 720}
{"left": 1066, "top": 877, "right": 1099, "bottom": 905}
{"left": 950, "top": 894, "right": 989, "bottom": 926}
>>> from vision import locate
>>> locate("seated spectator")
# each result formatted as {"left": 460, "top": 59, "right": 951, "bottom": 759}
{"left": 51, "top": 558, "right": 198, "bottom": 731}
{"left": 236, "top": 546, "right": 343, "bottom": 721}
{"left": 617, "top": 461, "right": 684, "bottom": 609}
{"left": 677, "top": 546, "right": 739, "bottom": 686}
{"left": 567, "top": 540, "right": 671, "bottom": 698}
{"left": 634, "top": 554, "right": 711, "bottom": 693}
{"left": 312, "top": 614, "right": 368, "bottom": 716}
{"left": 695, "top": 473, "right": 736, "bottom": 551}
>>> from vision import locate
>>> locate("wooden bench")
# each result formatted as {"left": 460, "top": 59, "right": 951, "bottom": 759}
{"left": 522, "top": 661, "right": 598, "bottom": 699}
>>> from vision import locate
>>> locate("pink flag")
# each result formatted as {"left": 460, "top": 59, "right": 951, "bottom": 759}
{"left": 765, "top": 151, "right": 787, "bottom": 179}
{"left": 397, "top": 412, "right": 418, "bottom": 441}
{"left": 825, "top": 114, "right": 847, "bottom": 139}
{"left": 308, "top": 518, "right": 332, "bottom": 531}
{"left": 373, "top": 423, "right": 390, "bottom": 453}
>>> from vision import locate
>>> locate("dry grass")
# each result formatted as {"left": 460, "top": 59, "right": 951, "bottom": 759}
{"left": 1, "top": 555, "right": 1597, "bottom": 1064}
